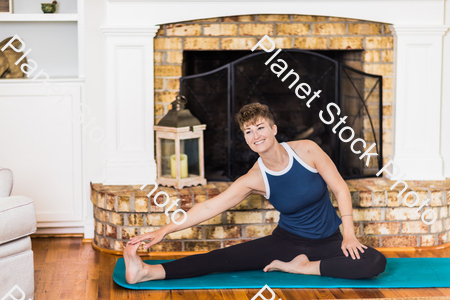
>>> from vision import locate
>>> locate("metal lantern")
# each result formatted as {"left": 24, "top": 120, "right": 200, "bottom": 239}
{"left": 154, "top": 95, "right": 207, "bottom": 189}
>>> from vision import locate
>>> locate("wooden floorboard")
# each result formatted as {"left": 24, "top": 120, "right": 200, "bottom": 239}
{"left": 32, "top": 237, "right": 450, "bottom": 300}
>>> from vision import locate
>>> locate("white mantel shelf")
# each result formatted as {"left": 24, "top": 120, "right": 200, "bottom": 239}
{"left": 0, "top": 14, "right": 78, "bottom": 22}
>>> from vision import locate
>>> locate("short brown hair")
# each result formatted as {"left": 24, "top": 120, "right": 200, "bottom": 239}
{"left": 236, "top": 103, "right": 275, "bottom": 132}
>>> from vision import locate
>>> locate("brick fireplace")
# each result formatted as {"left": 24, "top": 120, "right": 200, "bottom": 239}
{"left": 96, "top": 1, "right": 449, "bottom": 251}
{"left": 154, "top": 15, "right": 389, "bottom": 180}
{"left": 101, "top": 1, "right": 447, "bottom": 184}
{"left": 91, "top": 178, "right": 450, "bottom": 253}
{"left": 153, "top": 15, "right": 394, "bottom": 167}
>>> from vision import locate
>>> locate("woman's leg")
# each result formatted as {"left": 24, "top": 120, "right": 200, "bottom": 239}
{"left": 125, "top": 226, "right": 386, "bottom": 283}
{"left": 313, "top": 244, "right": 387, "bottom": 279}
{"left": 124, "top": 226, "right": 306, "bottom": 282}
{"left": 264, "top": 229, "right": 387, "bottom": 279}
{"left": 306, "top": 230, "right": 386, "bottom": 279}
{"left": 163, "top": 227, "right": 307, "bottom": 279}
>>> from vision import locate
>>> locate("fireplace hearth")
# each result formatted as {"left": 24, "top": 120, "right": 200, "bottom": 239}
{"left": 180, "top": 49, "right": 383, "bottom": 181}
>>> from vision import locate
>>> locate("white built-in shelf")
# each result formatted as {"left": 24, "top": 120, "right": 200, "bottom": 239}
{"left": 0, "top": 14, "right": 78, "bottom": 22}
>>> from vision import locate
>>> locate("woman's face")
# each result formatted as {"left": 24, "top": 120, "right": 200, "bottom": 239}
{"left": 243, "top": 117, "right": 277, "bottom": 153}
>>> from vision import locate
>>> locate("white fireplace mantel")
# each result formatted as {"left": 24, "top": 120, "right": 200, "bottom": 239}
{"left": 105, "top": 0, "right": 445, "bottom": 26}
{"left": 390, "top": 24, "right": 449, "bottom": 180}
{"left": 101, "top": 0, "right": 449, "bottom": 184}
{"left": 101, "top": 25, "right": 160, "bottom": 185}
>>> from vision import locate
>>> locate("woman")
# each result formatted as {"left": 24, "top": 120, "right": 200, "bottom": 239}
{"left": 124, "top": 103, "right": 387, "bottom": 284}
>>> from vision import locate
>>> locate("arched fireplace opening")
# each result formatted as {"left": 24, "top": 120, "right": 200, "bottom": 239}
{"left": 180, "top": 49, "right": 382, "bottom": 181}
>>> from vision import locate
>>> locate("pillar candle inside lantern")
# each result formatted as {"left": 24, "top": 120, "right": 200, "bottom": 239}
{"left": 170, "top": 154, "right": 188, "bottom": 178}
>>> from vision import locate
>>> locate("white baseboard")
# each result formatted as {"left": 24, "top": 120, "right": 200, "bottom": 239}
{"left": 35, "top": 219, "right": 95, "bottom": 238}
{"left": 34, "top": 227, "right": 84, "bottom": 234}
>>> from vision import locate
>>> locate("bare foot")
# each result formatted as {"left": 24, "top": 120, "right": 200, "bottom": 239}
{"left": 263, "top": 254, "right": 320, "bottom": 275}
{"left": 123, "top": 242, "right": 150, "bottom": 284}
{"left": 123, "top": 243, "right": 166, "bottom": 283}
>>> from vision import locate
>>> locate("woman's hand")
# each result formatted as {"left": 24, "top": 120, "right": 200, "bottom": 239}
{"left": 341, "top": 234, "right": 368, "bottom": 260}
{"left": 127, "top": 228, "right": 166, "bottom": 250}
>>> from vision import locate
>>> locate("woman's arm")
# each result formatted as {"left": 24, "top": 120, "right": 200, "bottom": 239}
{"left": 128, "top": 173, "right": 255, "bottom": 248}
{"left": 292, "top": 140, "right": 367, "bottom": 259}
{"left": 163, "top": 174, "right": 253, "bottom": 235}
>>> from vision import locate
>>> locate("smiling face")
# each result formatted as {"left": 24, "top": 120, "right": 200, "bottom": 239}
{"left": 243, "top": 117, "right": 277, "bottom": 153}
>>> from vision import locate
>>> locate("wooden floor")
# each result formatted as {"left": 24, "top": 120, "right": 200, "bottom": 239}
{"left": 32, "top": 237, "right": 450, "bottom": 300}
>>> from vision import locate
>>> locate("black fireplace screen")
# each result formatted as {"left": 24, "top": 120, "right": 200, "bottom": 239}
{"left": 180, "top": 50, "right": 382, "bottom": 181}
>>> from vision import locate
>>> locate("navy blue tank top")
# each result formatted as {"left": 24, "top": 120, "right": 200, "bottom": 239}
{"left": 257, "top": 142, "right": 342, "bottom": 239}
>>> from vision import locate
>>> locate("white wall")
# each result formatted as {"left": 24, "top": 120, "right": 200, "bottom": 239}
{"left": 442, "top": 0, "right": 450, "bottom": 178}
{"left": 84, "top": 0, "right": 107, "bottom": 183}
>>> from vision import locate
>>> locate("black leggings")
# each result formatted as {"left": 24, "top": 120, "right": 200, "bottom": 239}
{"left": 161, "top": 226, "right": 387, "bottom": 280}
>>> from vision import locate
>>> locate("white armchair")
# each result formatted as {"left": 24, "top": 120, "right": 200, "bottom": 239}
{"left": 0, "top": 168, "right": 36, "bottom": 299}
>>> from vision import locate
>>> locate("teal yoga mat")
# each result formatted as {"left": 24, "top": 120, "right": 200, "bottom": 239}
{"left": 113, "top": 257, "right": 450, "bottom": 290}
